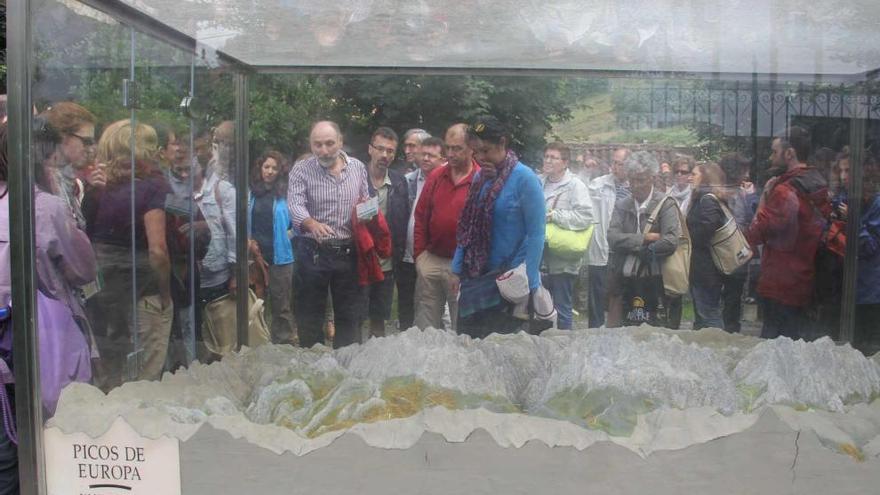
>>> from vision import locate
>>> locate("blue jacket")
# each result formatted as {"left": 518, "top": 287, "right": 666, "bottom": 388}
{"left": 858, "top": 194, "right": 880, "bottom": 304}
{"left": 452, "top": 163, "right": 546, "bottom": 290}
{"left": 248, "top": 194, "right": 295, "bottom": 265}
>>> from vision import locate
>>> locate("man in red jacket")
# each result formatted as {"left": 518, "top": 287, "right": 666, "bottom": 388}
{"left": 413, "top": 124, "right": 479, "bottom": 331}
{"left": 748, "top": 126, "right": 828, "bottom": 340}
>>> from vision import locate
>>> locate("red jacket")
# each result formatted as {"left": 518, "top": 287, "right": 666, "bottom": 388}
{"left": 747, "top": 166, "right": 828, "bottom": 307}
{"left": 353, "top": 209, "right": 392, "bottom": 286}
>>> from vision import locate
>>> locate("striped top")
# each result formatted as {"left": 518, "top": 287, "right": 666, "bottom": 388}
{"left": 287, "top": 153, "right": 369, "bottom": 241}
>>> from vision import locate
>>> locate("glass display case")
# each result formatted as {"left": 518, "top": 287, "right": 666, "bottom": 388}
{"left": 5, "top": 1, "right": 880, "bottom": 494}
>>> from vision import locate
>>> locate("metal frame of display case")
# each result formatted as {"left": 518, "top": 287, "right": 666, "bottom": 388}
{"left": 5, "top": 0, "right": 877, "bottom": 493}
{"left": 8, "top": 1, "right": 43, "bottom": 493}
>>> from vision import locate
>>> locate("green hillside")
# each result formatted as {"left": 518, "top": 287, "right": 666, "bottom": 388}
{"left": 550, "top": 91, "right": 700, "bottom": 147}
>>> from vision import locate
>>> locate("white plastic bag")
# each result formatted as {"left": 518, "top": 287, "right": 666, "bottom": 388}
{"left": 496, "top": 262, "right": 530, "bottom": 304}
{"left": 532, "top": 285, "right": 557, "bottom": 322}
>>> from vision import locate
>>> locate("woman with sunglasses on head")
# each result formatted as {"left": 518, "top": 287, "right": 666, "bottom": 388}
{"left": 40, "top": 102, "right": 107, "bottom": 228}
{"left": 667, "top": 154, "right": 695, "bottom": 215}
{"left": 450, "top": 116, "right": 545, "bottom": 338}
{"left": 0, "top": 120, "right": 97, "bottom": 464}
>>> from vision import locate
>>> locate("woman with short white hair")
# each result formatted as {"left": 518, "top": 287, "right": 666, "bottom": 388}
{"left": 606, "top": 151, "right": 683, "bottom": 328}
{"left": 540, "top": 142, "right": 594, "bottom": 329}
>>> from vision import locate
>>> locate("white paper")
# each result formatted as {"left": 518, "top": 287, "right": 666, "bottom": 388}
{"left": 45, "top": 418, "right": 181, "bottom": 495}
{"left": 356, "top": 196, "right": 379, "bottom": 221}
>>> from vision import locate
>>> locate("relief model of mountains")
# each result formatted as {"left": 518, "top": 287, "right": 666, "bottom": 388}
{"left": 50, "top": 327, "right": 880, "bottom": 460}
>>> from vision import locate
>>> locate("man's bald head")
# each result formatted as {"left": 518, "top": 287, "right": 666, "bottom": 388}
{"left": 311, "top": 120, "right": 342, "bottom": 140}
{"left": 310, "top": 120, "right": 344, "bottom": 168}
{"left": 444, "top": 123, "right": 473, "bottom": 169}
{"left": 445, "top": 123, "right": 469, "bottom": 141}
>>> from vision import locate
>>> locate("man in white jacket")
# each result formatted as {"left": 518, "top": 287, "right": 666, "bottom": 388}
{"left": 585, "top": 147, "right": 630, "bottom": 327}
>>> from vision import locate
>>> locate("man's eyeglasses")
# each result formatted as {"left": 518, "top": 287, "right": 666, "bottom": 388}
{"left": 69, "top": 133, "right": 95, "bottom": 147}
{"left": 370, "top": 143, "right": 396, "bottom": 156}
{"left": 674, "top": 170, "right": 692, "bottom": 176}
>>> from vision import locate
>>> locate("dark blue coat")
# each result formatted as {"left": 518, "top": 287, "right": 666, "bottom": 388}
{"left": 369, "top": 168, "right": 411, "bottom": 265}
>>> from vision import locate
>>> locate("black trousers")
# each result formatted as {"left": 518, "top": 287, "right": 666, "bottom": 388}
{"left": 587, "top": 265, "right": 607, "bottom": 328}
{"left": 395, "top": 260, "right": 416, "bottom": 330}
{"left": 721, "top": 272, "right": 746, "bottom": 333}
{"left": 294, "top": 238, "right": 363, "bottom": 349}
{"left": 855, "top": 303, "right": 880, "bottom": 352}
{"left": 0, "top": 386, "right": 17, "bottom": 495}
{"left": 458, "top": 304, "right": 524, "bottom": 339}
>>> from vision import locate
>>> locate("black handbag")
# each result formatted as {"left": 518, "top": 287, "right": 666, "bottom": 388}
{"left": 622, "top": 257, "right": 665, "bottom": 326}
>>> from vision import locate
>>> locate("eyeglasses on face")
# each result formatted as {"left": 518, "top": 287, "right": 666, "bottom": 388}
{"left": 69, "top": 133, "right": 96, "bottom": 147}
{"left": 674, "top": 170, "right": 692, "bottom": 176}
{"left": 370, "top": 143, "right": 396, "bottom": 156}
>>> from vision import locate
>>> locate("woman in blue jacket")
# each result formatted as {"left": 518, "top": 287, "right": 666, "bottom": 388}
{"left": 249, "top": 151, "right": 295, "bottom": 345}
{"left": 451, "top": 116, "right": 546, "bottom": 338}
{"left": 856, "top": 160, "right": 880, "bottom": 353}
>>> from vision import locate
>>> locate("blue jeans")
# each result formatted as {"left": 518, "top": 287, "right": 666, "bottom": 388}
{"left": 545, "top": 273, "right": 576, "bottom": 330}
{"left": 691, "top": 282, "right": 723, "bottom": 330}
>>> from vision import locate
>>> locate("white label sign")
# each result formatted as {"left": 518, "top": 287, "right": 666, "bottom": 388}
{"left": 44, "top": 417, "right": 181, "bottom": 495}
{"left": 356, "top": 196, "right": 379, "bottom": 221}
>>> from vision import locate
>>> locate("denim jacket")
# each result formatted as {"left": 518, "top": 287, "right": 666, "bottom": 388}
{"left": 197, "top": 169, "right": 236, "bottom": 287}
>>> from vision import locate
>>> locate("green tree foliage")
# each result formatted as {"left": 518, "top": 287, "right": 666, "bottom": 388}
{"left": 321, "top": 75, "right": 605, "bottom": 165}
{"left": 48, "top": 64, "right": 599, "bottom": 168}
{"left": 248, "top": 74, "right": 335, "bottom": 159}
{"left": 22, "top": 9, "right": 601, "bottom": 167}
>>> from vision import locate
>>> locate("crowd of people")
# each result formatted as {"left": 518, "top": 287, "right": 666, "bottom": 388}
{"left": 1, "top": 100, "right": 879, "bottom": 493}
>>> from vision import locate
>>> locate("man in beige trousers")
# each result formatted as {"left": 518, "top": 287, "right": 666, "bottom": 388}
{"left": 413, "top": 124, "right": 479, "bottom": 331}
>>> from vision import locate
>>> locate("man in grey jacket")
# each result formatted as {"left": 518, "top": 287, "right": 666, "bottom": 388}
{"left": 400, "top": 136, "right": 443, "bottom": 330}
{"left": 585, "top": 147, "right": 630, "bottom": 327}
{"left": 605, "top": 151, "right": 683, "bottom": 328}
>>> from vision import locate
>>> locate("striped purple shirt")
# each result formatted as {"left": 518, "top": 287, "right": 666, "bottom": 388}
{"left": 288, "top": 153, "right": 369, "bottom": 241}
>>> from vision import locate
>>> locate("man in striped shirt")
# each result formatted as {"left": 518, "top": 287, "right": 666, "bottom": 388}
{"left": 288, "top": 121, "right": 369, "bottom": 348}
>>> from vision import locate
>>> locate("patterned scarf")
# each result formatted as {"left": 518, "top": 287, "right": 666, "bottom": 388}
{"left": 456, "top": 150, "right": 519, "bottom": 278}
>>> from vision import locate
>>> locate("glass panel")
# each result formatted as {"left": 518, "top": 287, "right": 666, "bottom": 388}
{"left": 245, "top": 74, "right": 876, "bottom": 341}
{"left": 115, "top": 0, "right": 880, "bottom": 75}
{"left": 853, "top": 121, "right": 880, "bottom": 354}
{"left": 191, "top": 46, "right": 240, "bottom": 354}
{"left": 15, "top": 1, "right": 880, "bottom": 492}
{"left": 130, "top": 29, "right": 200, "bottom": 378}
{"left": 25, "top": 0, "right": 208, "bottom": 416}
{"left": 29, "top": 0, "right": 134, "bottom": 413}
